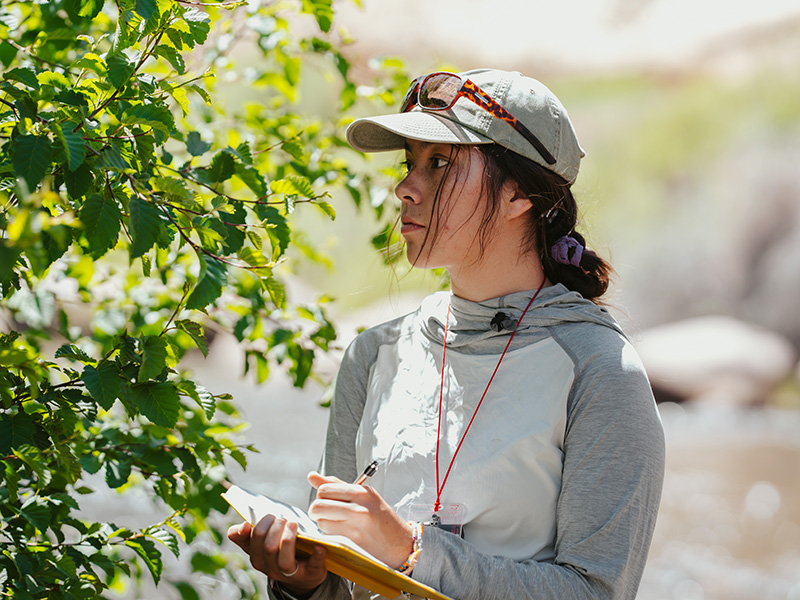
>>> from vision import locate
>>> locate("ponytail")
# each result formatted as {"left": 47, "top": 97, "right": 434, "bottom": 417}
{"left": 478, "top": 144, "right": 613, "bottom": 302}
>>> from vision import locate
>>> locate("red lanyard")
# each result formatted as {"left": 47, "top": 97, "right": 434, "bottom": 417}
{"left": 434, "top": 280, "right": 546, "bottom": 512}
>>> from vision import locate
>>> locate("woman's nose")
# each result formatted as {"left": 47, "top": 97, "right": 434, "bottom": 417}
{"left": 395, "top": 174, "right": 420, "bottom": 205}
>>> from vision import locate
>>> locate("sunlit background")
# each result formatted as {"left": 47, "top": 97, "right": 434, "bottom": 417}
{"left": 100, "top": 1, "right": 800, "bottom": 598}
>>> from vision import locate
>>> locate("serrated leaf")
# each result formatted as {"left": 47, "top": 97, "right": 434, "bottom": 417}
{"left": 187, "top": 83, "right": 211, "bottom": 105}
{"left": 11, "top": 134, "right": 52, "bottom": 190}
{"left": 139, "top": 335, "right": 168, "bottom": 380}
{"left": 185, "top": 131, "right": 211, "bottom": 157}
{"left": 80, "top": 193, "right": 121, "bottom": 258}
{"left": 207, "top": 150, "right": 235, "bottom": 183}
{"left": 259, "top": 206, "right": 290, "bottom": 260}
{"left": 263, "top": 276, "right": 285, "bottom": 309}
{"left": 129, "top": 195, "right": 164, "bottom": 259}
{"left": 3, "top": 67, "right": 39, "bottom": 90}
{"left": 106, "top": 52, "right": 135, "bottom": 88}
{"left": 154, "top": 44, "right": 185, "bottom": 75}
{"left": 127, "top": 538, "right": 164, "bottom": 585}
{"left": 0, "top": 413, "right": 35, "bottom": 454}
{"left": 20, "top": 498, "right": 51, "bottom": 532}
{"left": 96, "top": 143, "right": 131, "bottom": 171}
{"left": 233, "top": 162, "right": 267, "bottom": 197}
{"left": 131, "top": 382, "right": 180, "bottom": 427}
{"left": 76, "top": 0, "right": 105, "bottom": 19}
{"left": 186, "top": 254, "right": 226, "bottom": 310}
{"left": 270, "top": 174, "right": 315, "bottom": 198}
{"left": 53, "top": 123, "right": 86, "bottom": 172}
{"left": 147, "top": 528, "right": 179, "bottom": 558}
{"left": 315, "top": 200, "right": 336, "bottom": 220}
{"left": 81, "top": 362, "right": 120, "bottom": 410}
{"left": 182, "top": 7, "right": 211, "bottom": 46}
{"left": 175, "top": 320, "right": 208, "bottom": 357}
{"left": 55, "top": 344, "right": 94, "bottom": 363}
{"left": 64, "top": 162, "right": 94, "bottom": 198}
{"left": 105, "top": 454, "right": 133, "bottom": 488}
{"left": 72, "top": 52, "right": 107, "bottom": 76}
{"left": 135, "top": 0, "right": 158, "bottom": 20}
{"left": 124, "top": 102, "right": 175, "bottom": 135}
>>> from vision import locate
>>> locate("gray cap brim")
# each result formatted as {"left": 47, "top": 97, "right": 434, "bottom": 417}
{"left": 346, "top": 111, "right": 493, "bottom": 154}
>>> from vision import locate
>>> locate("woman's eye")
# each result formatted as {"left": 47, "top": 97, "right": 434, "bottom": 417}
{"left": 400, "top": 159, "right": 413, "bottom": 172}
{"left": 433, "top": 157, "right": 449, "bottom": 169}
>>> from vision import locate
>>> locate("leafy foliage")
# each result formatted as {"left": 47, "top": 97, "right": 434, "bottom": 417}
{"left": 0, "top": 0, "right": 410, "bottom": 597}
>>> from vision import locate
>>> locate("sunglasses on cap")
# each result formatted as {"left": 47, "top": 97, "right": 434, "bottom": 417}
{"left": 400, "top": 71, "right": 557, "bottom": 166}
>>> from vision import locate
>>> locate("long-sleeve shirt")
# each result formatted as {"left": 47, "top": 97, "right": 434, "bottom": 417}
{"left": 271, "top": 284, "right": 665, "bottom": 600}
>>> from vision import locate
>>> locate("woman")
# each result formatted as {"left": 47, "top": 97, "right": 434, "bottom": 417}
{"left": 228, "top": 68, "right": 665, "bottom": 600}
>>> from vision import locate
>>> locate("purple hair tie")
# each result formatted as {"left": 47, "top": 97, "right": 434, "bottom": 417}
{"left": 551, "top": 235, "right": 584, "bottom": 267}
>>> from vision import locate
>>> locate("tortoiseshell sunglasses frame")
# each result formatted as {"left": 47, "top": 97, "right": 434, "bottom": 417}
{"left": 401, "top": 72, "right": 557, "bottom": 166}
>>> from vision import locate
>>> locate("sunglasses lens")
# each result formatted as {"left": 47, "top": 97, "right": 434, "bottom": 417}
{"left": 418, "top": 73, "right": 462, "bottom": 110}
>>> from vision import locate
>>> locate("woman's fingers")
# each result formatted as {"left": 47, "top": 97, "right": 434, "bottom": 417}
{"left": 276, "top": 521, "right": 298, "bottom": 574}
{"left": 226, "top": 521, "right": 253, "bottom": 553}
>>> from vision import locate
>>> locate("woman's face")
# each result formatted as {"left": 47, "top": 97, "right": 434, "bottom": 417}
{"left": 395, "top": 141, "right": 490, "bottom": 271}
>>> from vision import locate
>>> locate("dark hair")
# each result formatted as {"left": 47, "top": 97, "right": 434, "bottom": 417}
{"left": 402, "top": 142, "right": 612, "bottom": 302}
{"left": 476, "top": 144, "right": 613, "bottom": 301}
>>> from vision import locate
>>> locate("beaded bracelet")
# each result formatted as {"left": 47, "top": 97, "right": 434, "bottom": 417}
{"left": 397, "top": 521, "right": 424, "bottom": 574}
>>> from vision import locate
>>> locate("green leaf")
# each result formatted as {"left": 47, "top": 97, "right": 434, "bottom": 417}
{"left": 53, "top": 123, "right": 86, "bottom": 172}
{"left": 80, "top": 193, "right": 121, "bottom": 258}
{"left": 233, "top": 162, "right": 267, "bottom": 197}
{"left": 63, "top": 162, "right": 94, "bottom": 199}
{"left": 182, "top": 7, "right": 211, "bottom": 46}
{"left": 74, "top": 0, "right": 105, "bottom": 19}
{"left": 96, "top": 143, "right": 131, "bottom": 171}
{"left": 135, "top": 0, "right": 158, "bottom": 20}
{"left": 185, "top": 131, "right": 211, "bottom": 157}
{"left": 315, "top": 200, "right": 336, "bottom": 220}
{"left": 11, "top": 134, "right": 52, "bottom": 190}
{"left": 124, "top": 102, "right": 175, "bottom": 135}
{"left": 301, "top": 0, "right": 333, "bottom": 32}
{"left": 175, "top": 380, "right": 215, "bottom": 419}
{"left": 259, "top": 206, "right": 290, "bottom": 260}
{"left": 127, "top": 538, "right": 164, "bottom": 585}
{"left": 81, "top": 362, "right": 120, "bottom": 410}
{"left": 131, "top": 382, "right": 180, "bottom": 427}
{"left": 20, "top": 497, "right": 52, "bottom": 532}
{"left": 106, "top": 52, "right": 135, "bottom": 88}
{"left": 186, "top": 254, "right": 227, "bottom": 310}
{"left": 3, "top": 67, "right": 39, "bottom": 90}
{"left": 55, "top": 344, "right": 94, "bottom": 363}
{"left": 174, "top": 582, "right": 201, "bottom": 600}
{"left": 0, "top": 413, "right": 35, "bottom": 454}
{"left": 129, "top": 195, "right": 163, "bottom": 259}
{"left": 147, "top": 528, "right": 179, "bottom": 557}
{"left": 105, "top": 454, "right": 133, "bottom": 488}
{"left": 154, "top": 44, "right": 185, "bottom": 75}
{"left": 207, "top": 150, "right": 235, "bottom": 183}
{"left": 270, "top": 174, "right": 315, "bottom": 198}
{"left": 263, "top": 277, "right": 285, "bottom": 309}
{"left": 139, "top": 335, "right": 168, "bottom": 380}
{"left": 175, "top": 320, "right": 208, "bottom": 357}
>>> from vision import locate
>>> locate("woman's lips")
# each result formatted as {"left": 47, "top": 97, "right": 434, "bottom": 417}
{"left": 400, "top": 219, "right": 424, "bottom": 235}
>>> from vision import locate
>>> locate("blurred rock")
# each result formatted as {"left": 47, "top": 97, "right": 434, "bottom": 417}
{"left": 636, "top": 316, "right": 797, "bottom": 405}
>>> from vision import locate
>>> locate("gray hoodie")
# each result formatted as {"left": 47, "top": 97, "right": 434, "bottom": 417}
{"left": 272, "top": 284, "right": 665, "bottom": 600}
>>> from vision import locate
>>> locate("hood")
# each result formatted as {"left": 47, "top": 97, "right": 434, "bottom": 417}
{"left": 419, "top": 283, "right": 625, "bottom": 349}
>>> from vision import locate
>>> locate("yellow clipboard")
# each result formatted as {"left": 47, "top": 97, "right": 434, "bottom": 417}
{"left": 222, "top": 485, "right": 453, "bottom": 600}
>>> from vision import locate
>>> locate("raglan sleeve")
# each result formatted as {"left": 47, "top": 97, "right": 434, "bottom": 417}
{"left": 409, "top": 332, "right": 666, "bottom": 600}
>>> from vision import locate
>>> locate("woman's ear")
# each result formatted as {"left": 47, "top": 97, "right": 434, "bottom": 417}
{"left": 502, "top": 180, "right": 534, "bottom": 221}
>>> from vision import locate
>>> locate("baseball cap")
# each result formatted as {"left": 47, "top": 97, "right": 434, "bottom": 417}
{"left": 346, "top": 68, "right": 585, "bottom": 184}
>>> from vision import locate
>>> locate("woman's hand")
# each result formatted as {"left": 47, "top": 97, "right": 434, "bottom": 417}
{"left": 307, "top": 471, "right": 413, "bottom": 569}
{"left": 227, "top": 514, "right": 327, "bottom": 596}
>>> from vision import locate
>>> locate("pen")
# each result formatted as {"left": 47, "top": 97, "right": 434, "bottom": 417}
{"left": 353, "top": 460, "right": 379, "bottom": 485}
